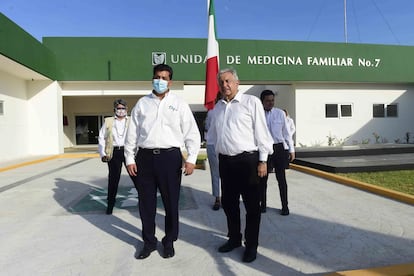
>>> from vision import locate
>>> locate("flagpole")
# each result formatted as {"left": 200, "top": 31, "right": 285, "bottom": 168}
{"left": 344, "top": 0, "right": 348, "bottom": 43}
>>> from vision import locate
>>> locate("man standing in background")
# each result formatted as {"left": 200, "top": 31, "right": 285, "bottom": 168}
{"left": 260, "top": 90, "right": 295, "bottom": 216}
{"left": 98, "top": 99, "right": 134, "bottom": 215}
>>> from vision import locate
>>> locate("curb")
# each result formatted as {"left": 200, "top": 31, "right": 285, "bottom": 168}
{"left": 290, "top": 164, "right": 414, "bottom": 206}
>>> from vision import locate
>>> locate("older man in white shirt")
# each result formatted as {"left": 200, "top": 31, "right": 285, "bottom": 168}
{"left": 209, "top": 68, "right": 273, "bottom": 263}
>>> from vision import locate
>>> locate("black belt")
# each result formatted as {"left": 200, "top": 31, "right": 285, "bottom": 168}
{"left": 219, "top": 151, "right": 257, "bottom": 160}
{"left": 114, "top": 146, "right": 124, "bottom": 150}
{"left": 139, "top": 147, "right": 179, "bottom": 155}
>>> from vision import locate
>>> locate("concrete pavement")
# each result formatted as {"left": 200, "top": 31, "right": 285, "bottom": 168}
{"left": 0, "top": 154, "right": 413, "bottom": 275}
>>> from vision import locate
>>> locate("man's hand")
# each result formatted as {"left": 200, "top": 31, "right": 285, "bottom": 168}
{"left": 101, "top": 156, "right": 110, "bottom": 163}
{"left": 289, "top": 152, "right": 296, "bottom": 162}
{"left": 183, "top": 162, "right": 195, "bottom": 176}
{"left": 258, "top": 162, "right": 267, "bottom": 177}
{"left": 127, "top": 164, "right": 138, "bottom": 176}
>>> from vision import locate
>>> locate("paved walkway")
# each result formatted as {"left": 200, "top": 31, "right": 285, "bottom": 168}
{"left": 0, "top": 155, "right": 413, "bottom": 275}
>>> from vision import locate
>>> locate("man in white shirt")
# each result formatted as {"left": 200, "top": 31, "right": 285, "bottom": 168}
{"left": 205, "top": 106, "right": 221, "bottom": 210}
{"left": 124, "top": 64, "right": 201, "bottom": 260}
{"left": 209, "top": 68, "right": 273, "bottom": 263}
{"left": 283, "top": 109, "right": 296, "bottom": 141}
{"left": 260, "top": 90, "right": 295, "bottom": 216}
{"left": 98, "top": 99, "right": 134, "bottom": 215}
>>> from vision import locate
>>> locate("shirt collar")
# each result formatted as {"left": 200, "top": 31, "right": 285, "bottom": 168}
{"left": 220, "top": 91, "right": 241, "bottom": 104}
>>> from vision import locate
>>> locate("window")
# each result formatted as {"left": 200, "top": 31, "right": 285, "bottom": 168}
{"left": 373, "top": 104, "right": 385, "bottom": 117}
{"left": 0, "top": 101, "right": 3, "bottom": 115}
{"left": 373, "top": 104, "right": 398, "bottom": 118}
{"left": 325, "top": 104, "right": 353, "bottom": 118}
{"left": 325, "top": 104, "right": 338, "bottom": 118}
{"left": 340, "top": 104, "right": 352, "bottom": 117}
{"left": 386, "top": 104, "right": 398, "bottom": 117}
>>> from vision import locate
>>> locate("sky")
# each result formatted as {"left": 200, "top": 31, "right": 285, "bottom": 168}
{"left": 1, "top": 0, "right": 414, "bottom": 46}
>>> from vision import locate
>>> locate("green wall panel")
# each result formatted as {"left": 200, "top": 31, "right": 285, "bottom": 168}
{"left": 3, "top": 10, "right": 414, "bottom": 84}
{"left": 0, "top": 13, "right": 57, "bottom": 79}
{"left": 43, "top": 37, "right": 414, "bottom": 83}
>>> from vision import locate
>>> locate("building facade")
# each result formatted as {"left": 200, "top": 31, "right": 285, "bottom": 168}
{"left": 1, "top": 13, "right": 414, "bottom": 162}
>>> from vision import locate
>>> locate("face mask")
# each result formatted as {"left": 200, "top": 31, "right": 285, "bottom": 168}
{"left": 115, "top": 108, "right": 127, "bottom": 117}
{"left": 152, "top": 79, "right": 169, "bottom": 94}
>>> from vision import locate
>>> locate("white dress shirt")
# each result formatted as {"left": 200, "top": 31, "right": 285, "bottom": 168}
{"left": 205, "top": 108, "right": 218, "bottom": 146}
{"left": 286, "top": 116, "right": 296, "bottom": 137}
{"left": 98, "top": 116, "right": 128, "bottom": 158}
{"left": 210, "top": 92, "right": 273, "bottom": 162}
{"left": 265, "top": 107, "right": 295, "bottom": 153}
{"left": 124, "top": 92, "right": 201, "bottom": 165}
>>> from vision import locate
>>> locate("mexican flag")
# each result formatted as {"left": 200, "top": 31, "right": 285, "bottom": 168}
{"left": 204, "top": 0, "right": 219, "bottom": 110}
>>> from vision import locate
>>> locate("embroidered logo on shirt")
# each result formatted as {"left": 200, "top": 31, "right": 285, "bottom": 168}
{"left": 168, "top": 105, "right": 178, "bottom": 112}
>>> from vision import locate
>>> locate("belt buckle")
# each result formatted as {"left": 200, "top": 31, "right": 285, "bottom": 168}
{"left": 153, "top": 149, "right": 161, "bottom": 155}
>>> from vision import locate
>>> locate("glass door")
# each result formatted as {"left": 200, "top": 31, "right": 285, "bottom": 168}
{"left": 75, "top": 116, "right": 100, "bottom": 145}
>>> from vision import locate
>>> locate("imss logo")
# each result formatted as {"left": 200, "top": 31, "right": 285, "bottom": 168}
{"left": 152, "top": 52, "right": 167, "bottom": 65}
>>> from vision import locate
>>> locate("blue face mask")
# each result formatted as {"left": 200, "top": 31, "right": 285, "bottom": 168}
{"left": 152, "top": 79, "right": 169, "bottom": 94}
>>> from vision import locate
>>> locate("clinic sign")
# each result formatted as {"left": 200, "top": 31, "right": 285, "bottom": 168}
{"left": 149, "top": 38, "right": 414, "bottom": 82}
{"left": 153, "top": 52, "right": 381, "bottom": 68}
{"left": 42, "top": 37, "right": 414, "bottom": 82}
{"left": 227, "top": 55, "right": 381, "bottom": 68}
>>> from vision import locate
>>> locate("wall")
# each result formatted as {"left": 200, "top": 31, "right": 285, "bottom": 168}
{"left": 27, "top": 80, "right": 62, "bottom": 155}
{"left": 295, "top": 83, "right": 414, "bottom": 147}
{"left": 0, "top": 71, "right": 30, "bottom": 161}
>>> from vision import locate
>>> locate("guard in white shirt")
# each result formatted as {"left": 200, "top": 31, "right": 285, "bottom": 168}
{"left": 260, "top": 90, "right": 295, "bottom": 216}
{"left": 209, "top": 68, "right": 274, "bottom": 263}
{"left": 124, "top": 64, "right": 201, "bottom": 260}
{"left": 98, "top": 99, "right": 134, "bottom": 215}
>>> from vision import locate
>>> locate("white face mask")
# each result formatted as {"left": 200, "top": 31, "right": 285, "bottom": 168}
{"left": 152, "top": 79, "right": 169, "bottom": 94}
{"left": 115, "top": 108, "right": 127, "bottom": 117}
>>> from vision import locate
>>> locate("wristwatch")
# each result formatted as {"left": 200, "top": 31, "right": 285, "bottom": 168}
{"left": 259, "top": 161, "right": 266, "bottom": 164}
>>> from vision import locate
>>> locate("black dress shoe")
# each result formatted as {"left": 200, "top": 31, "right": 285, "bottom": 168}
{"left": 260, "top": 205, "right": 267, "bottom": 213}
{"left": 242, "top": 249, "right": 257, "bottom": 263}
{"left": 280, "top": 208, "right": 290, "bottom": 216}
{"left": 106, "top": 205, "right": 114, "bottom": 215}
{"left": 218, "top": 241, "right": 242, "bottom": 253}
{"left": 163, "top": 246, "right": 175, "bottom": 258}
{"left": 212, "top": 201, "right": 220, "bottom": 211}
{"left": 135, "top": 246, "right": 156, "bottom": 259}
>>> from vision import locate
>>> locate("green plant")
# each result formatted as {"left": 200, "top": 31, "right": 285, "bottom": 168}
{"left": 372, "top": 132, "right": 380, "bottom": 143}
{"left": 327, "top": 133, "right": 335, "bottom": 146}
{"left": 362, "top": 138, "right": 370, "bottom": 144}
{"left": 406, "top": 132, "right": 411, "bottom": 144}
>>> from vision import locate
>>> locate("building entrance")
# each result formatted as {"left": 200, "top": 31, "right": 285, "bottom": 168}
{"left": 75, "top": 116, "right": 101, "bottom": 145}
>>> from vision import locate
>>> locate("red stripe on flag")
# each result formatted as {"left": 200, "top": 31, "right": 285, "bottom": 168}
{"left": 204, "top": 0, "right": 219, "bottom": 110}
{"left": 205, "top": 56, "right": 219, "bottom": 110}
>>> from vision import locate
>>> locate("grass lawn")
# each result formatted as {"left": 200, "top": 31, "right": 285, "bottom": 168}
{"left": 338, "top": 170, "right": 414, "bottom": 196}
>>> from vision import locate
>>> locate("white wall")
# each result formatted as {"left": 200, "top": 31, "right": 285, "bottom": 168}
{"left": 0, "top": 71, "right": 30, "bottom": 162}
{"left": 0, "top": 72, "right": 61, "bottom": 161}
{"left": 27, "top": 80, "right": 62, "bottom": 155}
{"left": 295, "top": 84, "right": 414, "bottom": 147}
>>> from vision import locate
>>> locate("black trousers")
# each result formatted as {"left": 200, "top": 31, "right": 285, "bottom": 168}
{"left": 133, "top": 147, "right": 182, "bottom": 248}
{"left": 219, "top": 151, "right": 261, "bottom": 250}
{"left": 270, "top": 143, "right": 289, "bottom": 210}
{"left": 106, "top": 147, "right": 134, "bottom": 206}
{"left": 259, "top": 156, "right": 273, "bottom": 208}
